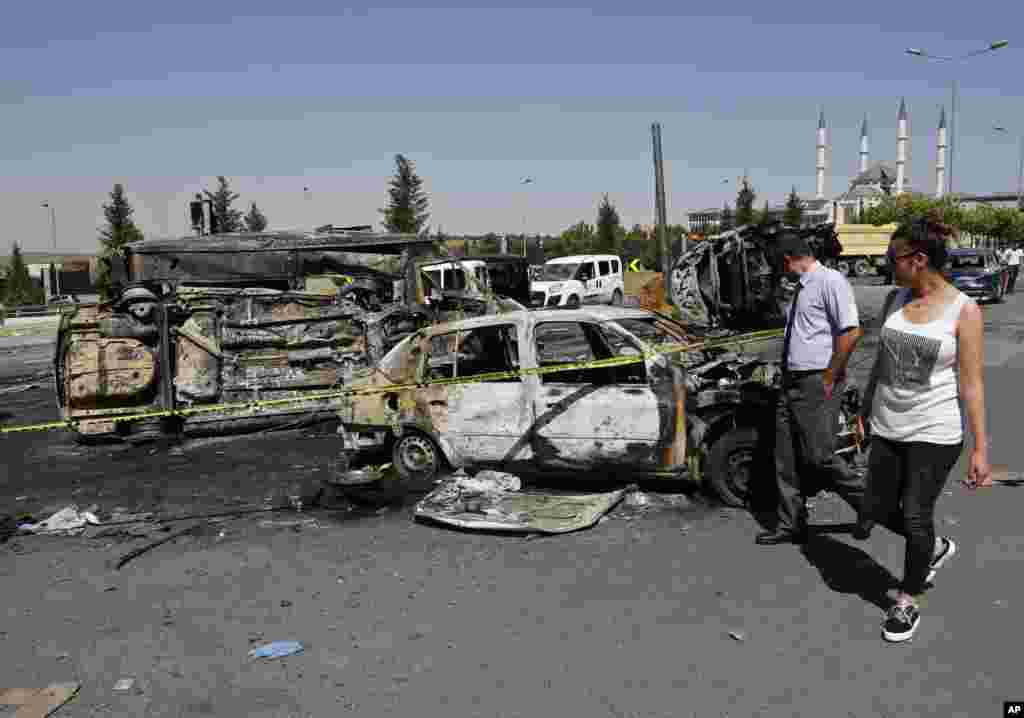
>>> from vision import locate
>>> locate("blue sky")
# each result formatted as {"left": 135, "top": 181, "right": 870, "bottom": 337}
{"left": 1, "top": 1, "right": 1021, "bottom": 252}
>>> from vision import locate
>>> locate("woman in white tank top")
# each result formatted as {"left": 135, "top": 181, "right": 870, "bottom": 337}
{"left": 855, "top": 212, "right": 990, "bottom": 643}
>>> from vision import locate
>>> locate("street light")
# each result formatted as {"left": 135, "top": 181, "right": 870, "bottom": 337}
{"left": 520, "top": 177, "right": 534, "bottom": 257}
{"left": 993, "top": 125, "right": 1024, "bottom": 212}
{"left": 905, "top": 40, "right": 1010, "bottom": 196}
{"left": 40, "top": 202, "right": 59, "bottom": 296}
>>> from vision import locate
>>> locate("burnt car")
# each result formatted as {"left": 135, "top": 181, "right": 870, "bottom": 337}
{"left": 670, "top": 221, "right": 845, "bottom": 329}
{"left": 945, "top": 248, "right": 1010, "bottom": 303}
{"left": 336, "top": 306, "right": 862, "bottom": 506}
{"left": 54, "top": 230, "right": 530, "bottom": 444}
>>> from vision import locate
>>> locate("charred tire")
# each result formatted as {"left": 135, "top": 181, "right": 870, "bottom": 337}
{"left": 611, "top": 289, "right": 623, "bottom": 306}
{"left": 853, "top": 259, "right": 870, "bottom": 277}
{"left": 392, "top": 431, "right": 442, "bottom": 481}
{"left": 707, "top": 426, "right": 763, "bottom": 508}
{"left": 836, "top": 261, "right": 851, "bottom": 277}
{"left": 566, "top": 295, "right": 580, "bottom": 309}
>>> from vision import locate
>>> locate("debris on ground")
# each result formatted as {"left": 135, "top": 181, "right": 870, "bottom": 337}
{"left": 0, "top": 383, "right": 40, "bottom": 395}
{"left": 0, "top": 681, "right": 80, "bottom": 717}
{"left": 415, "top": 475, "right": 630, "bottom": 534}
{"left": 17, "top": 506, "right": 101, "bottom": 536}
{"left": 113, "top": 522, "right": 206, "bottom": 570}
{"left": 248, "top": 641, "right": 304, "bottom": 660}
{"left": 727, "top": 630, "right": 747, "bottom": 642}
{"left": 111, "top": 679, "right": 135, "bottom": 693}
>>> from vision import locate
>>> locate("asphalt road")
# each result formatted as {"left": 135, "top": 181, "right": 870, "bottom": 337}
{"left": 2, "top": 285, "right": 1023, "bottom": 718}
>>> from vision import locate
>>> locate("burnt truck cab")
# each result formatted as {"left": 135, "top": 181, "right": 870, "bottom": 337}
{"left": 54, "top": 230, "right": 529, "bottom": 444}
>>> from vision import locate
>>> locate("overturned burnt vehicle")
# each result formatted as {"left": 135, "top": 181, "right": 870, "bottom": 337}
{"left": 54, "top": 229, "right": 531, "bottom": 443}
{"left": 670, "top": 221, "right": 845, "bottom": 329}
{"left": 335, "top": 305, "right": 863, "bottom": 507}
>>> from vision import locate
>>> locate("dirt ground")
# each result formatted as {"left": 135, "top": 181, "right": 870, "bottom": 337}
{"left": 3, "top": 285, "right": 1024, "bottom": 717}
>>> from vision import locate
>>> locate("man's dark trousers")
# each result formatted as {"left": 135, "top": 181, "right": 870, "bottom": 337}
{"left": 1009, "top": 265, "right": 1019, "bottom": 294}
{"left": 774, "top": 370, "right": 865, "bottom": 532}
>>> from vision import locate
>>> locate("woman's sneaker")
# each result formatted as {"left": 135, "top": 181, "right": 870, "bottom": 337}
{"left": 927, "top": 536, "right": 956, "bottom": 583}
{"left": 882, "top": 603, "right": 921, "bottom": 642}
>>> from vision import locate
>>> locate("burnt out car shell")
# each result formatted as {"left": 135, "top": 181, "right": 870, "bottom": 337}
{"left": 343, "top": 308, "right": 700, "bottom": 478}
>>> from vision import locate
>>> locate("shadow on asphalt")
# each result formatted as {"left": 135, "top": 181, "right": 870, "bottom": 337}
{"left": 799, "top": 533, "right": 899, "bottom": 611}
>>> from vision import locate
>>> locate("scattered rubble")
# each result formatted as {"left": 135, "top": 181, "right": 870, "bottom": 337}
{"left": 17, "top": 506, "right": 101, "bottom": 536}
{"left": 248, "top": 641, "right": 304, "bottom": 660}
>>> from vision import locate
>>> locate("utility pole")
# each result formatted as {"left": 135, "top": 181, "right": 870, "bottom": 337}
{"left": 41, "top": 202, "right": 59, "bottom": 296}
{"left": 651, "top": 123, "right": 671, "bottom": 305}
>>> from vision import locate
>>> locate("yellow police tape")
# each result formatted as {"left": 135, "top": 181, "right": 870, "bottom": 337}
{"left": 0, "top": 328, "right": 783, "bottom": 436}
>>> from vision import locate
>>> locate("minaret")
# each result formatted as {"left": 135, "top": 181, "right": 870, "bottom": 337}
{"left": 935, "top": 106, "right": 947, "bottom": 198}
{"left": 859, "top": 114, "right": 869, "bottom": 173}
{"left": 896, "top": 98, "right": 908, "bottom": 195}
{"left": 816, "top": 108, "right": 827, "bottom": 200}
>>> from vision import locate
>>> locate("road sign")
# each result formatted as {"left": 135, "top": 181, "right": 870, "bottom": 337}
{"left": 628, "top": 258, "right": 641, "bottom": 272}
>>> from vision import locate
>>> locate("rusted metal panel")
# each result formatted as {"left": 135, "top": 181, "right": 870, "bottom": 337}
{"left": 64, "top": 337, "right": 157, "bottom": 409}
{"left": 175, "top": 315, "right": 220, "bottom": 402}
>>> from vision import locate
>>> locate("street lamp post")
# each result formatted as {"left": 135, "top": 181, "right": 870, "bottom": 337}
{"left": 906, "top": 40, "right": 1009, "bottom": 197}
{"left": 520, "top": 177, "right": 533, "bottom": 257}
{"left": 41, "top": 202, "right": 59, "bottom": 297}
{"left": 993, "top": 126, "right": 1024, "bottom": 213}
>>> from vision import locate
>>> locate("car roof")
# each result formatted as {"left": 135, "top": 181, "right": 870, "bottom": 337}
{"left": 544, "top": 254, "right": 621, "bottom": 264}
{"left": 419, "top": 307, "right": 658, "bottom": 337}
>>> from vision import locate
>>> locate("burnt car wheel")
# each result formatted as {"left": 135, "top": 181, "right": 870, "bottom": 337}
{"left": 392, "top": 432, "right": 441, "bottom": 481}
{"left": 707, "top": 426, "right": 762, "bottom": 508}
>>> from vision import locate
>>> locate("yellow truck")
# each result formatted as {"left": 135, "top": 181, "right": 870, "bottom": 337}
{"left": 832, "top": 223, "right": 898, "bottom": 279}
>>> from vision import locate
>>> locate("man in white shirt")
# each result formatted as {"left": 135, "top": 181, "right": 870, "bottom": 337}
{"left": 1006, "top": 243, "right": 1021, "bottom": 294}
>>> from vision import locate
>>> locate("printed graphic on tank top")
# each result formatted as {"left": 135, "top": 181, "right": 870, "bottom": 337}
{"left": 877, "top": 326, "right": 942, "bottom": 389}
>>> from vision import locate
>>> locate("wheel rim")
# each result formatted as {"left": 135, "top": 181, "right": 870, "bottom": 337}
{"left": 723, "top": 448, "right": 754, "bottom": 500}
{"left": 398, "top": 435, "right": 436, "bottom": 474}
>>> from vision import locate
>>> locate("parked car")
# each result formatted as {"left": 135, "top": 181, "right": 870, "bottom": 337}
{"left": 337, "top": 306, "right": 863, "bottom": 506}
{"left": 945, "top": 248, "right": 1011, "bottom": 303}
{"left": 530, "top": 254, "right": 624, "bottom": 308}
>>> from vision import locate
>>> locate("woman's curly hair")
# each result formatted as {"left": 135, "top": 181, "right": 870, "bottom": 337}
{"left": 892, "top": 208, "right": 958, "bottom": 269}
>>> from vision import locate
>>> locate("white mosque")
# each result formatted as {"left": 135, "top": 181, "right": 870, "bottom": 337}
{"left": 687, "top": 98, "right": 952, "bottom": 233}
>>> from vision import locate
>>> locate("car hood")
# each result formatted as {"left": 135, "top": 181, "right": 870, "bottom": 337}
{"left": 949, "top": 268, "right": 993, "bottom": 279}
{"left": 531, "top": 280, "right": 575, "bottom": 292}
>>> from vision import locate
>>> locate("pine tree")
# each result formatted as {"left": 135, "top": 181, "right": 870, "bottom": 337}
{"left": 4, "top": 242, "right": 44, "bottom": 306}
{"left": 96, "top": 183, "right": 144, "bottom": 300}
{"left": 203, "top": 176, "right": 244, "bottom": 234}
{"left": 380, "top": 154, "right": 430, "bottom": 234}
{"left": 595, "top": 194, "right": 621, "bottom": 253}
{"left": 243, "top": 202, "right": 268, "bottom": 232}
{"left": 735, "top": 179, "right": 756, "bottom": 226}
{"left": 783, "top": 186, "right": 804, "bottom": 227}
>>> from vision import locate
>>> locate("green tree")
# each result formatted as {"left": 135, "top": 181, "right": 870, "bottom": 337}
{"left": 243, "top": 202, "right": 268, "bottom": 232}
{"left": 735, "top": 179, "right": 756, "bottom": 226}
{"left": 3, "top": 242, "right": 45, "bottom": 306}
{"left": 96, "top": 183, "right": 144, "bottom": 300}
{"left": 380, "top": 154, "right": 431, "bottom": 234}
{"left": 203, "top": 176, "right": 244, "bottom": 233}
{"left": 595, "top": 194, "right": 621, "bottom": 253}
{"left": 783, "top": 186, "right": 803, "bottom": 226}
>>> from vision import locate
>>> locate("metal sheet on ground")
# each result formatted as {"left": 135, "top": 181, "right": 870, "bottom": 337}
{"left": 414, "top": 483, "right": 628, "bottom": 534}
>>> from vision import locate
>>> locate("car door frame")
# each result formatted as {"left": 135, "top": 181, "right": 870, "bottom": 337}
{"left": 524, "top": 318, "right": 665, "bottom": 474}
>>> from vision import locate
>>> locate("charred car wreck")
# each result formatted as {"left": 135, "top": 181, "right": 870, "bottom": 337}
{"left": 55, "top": 230, "right": 531, "bottom": 443}
{"left": 336, "top": 305, "right": 863, "bottom": 508}
{"left": 670, "top": 221, "right": 845, "bottom": 329}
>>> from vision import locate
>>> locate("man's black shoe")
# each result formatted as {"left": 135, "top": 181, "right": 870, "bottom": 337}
{"left": 755, "top": 528, "right": 809, "bottom": 545}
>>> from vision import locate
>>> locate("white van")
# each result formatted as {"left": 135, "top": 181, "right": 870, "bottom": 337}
{"left": 530, "top": 254, "right": 624, "bottom": 308}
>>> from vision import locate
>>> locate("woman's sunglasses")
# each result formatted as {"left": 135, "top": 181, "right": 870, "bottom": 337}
{"left": 886, "top": 248, "right": 920, "bottom": 262}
